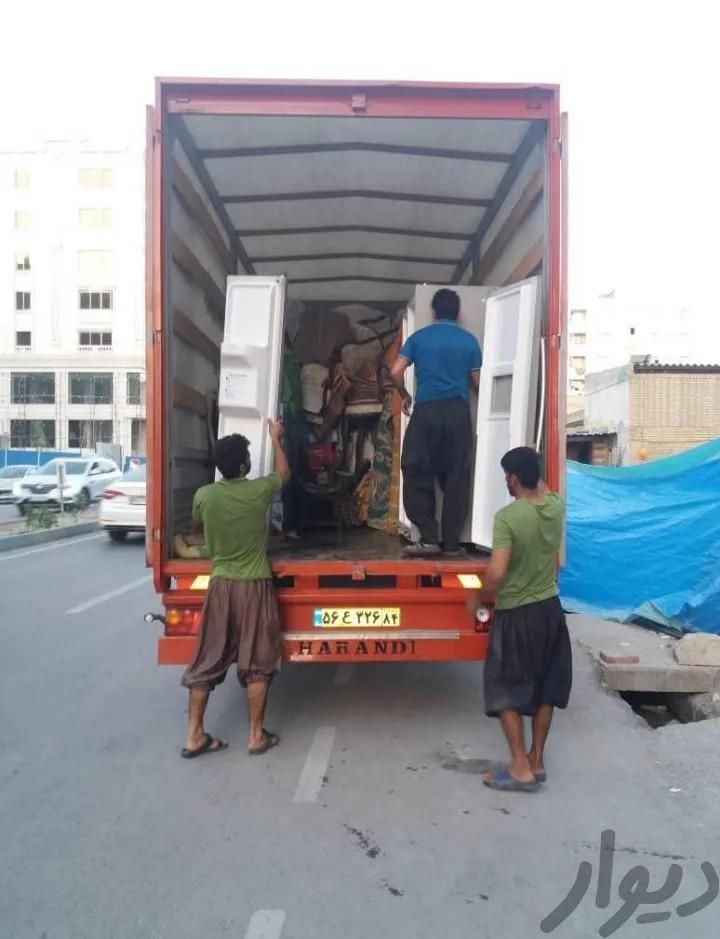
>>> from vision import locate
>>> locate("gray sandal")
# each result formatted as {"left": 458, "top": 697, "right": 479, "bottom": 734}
{"left": 483, "top": 769, "right": 540, "bottom": 793}
{"left": 181, "top": 734, "right": 228, "bottom": 759}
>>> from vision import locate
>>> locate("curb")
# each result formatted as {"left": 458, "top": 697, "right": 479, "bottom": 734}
{"left": 0, "top": 522, "right": 100, "bottom": 554}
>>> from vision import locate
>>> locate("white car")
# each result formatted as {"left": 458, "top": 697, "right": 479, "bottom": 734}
{"left": 0, "top": 465, "right": 34, "bottom": 503}
{"left": 100, "top": 463, "right": 147, "bottom": 541}
{"left": 15, "top": 457, "right": 121, "bottom": 513}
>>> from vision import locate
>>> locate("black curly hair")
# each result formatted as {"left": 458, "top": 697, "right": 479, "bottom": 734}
{"left": 215, "top": 434, "right": 251, "bottom": 480}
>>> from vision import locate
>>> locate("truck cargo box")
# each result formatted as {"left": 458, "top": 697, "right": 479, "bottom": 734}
{"left": 145, "top": 78, "right": 567, "bottom": 665}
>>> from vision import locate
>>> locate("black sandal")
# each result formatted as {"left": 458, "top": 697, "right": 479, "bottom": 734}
{"left": 181, "top": 734, "right": 229, "bottom": 759}
{"left": 248, "top": 729, "right": 280, "bottom": 756}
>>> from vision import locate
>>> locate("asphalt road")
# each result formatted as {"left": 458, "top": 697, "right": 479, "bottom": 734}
{"left": 1, "top": 534, "right": 719, "bottom": 939}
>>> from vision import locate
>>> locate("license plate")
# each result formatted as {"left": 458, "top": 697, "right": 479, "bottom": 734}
{"left": 130, "top": 496, "right": 146, "bottom": 505}
{"left": 313, "top": 608, "right": 401, "bottom": 628}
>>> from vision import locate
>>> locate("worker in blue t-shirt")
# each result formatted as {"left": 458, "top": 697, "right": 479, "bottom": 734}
{"left": 391, "top": 289, "right": 482, "bottom": 558}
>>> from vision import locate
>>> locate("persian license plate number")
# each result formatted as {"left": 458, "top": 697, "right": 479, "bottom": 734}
{"left": 313, "top": 608, "right": 401, "bottom": 628}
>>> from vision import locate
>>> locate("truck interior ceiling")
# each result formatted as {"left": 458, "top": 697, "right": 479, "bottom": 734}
{"left": 164, "top": 110, "right": 548, "bottom": 562}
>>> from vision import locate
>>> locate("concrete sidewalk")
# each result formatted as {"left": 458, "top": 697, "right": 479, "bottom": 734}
{"left": 571, "top": 614, "right": 720, "bottom": 691}
{"left": 0, "top": 519, "right": 100, "bottom": 553}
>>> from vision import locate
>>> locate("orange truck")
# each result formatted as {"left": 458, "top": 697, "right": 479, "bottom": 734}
{"left": 145, "top": 77, "right": 567, "bottom": 666}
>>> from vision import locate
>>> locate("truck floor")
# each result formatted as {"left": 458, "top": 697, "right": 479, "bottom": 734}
{"left": 269, "top": 527, "right": 488, "bottom": 562}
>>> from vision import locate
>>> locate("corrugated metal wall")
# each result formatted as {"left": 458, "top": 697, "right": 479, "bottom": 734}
{"left": 167, "top": 121, "right": 238, "bottom": 537}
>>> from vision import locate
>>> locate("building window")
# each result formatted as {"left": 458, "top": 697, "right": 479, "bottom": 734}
{"left": 79, "top": 207, "right": 112, "bottom": 228}
{"left": 15, "top": 253, "right": 31, "bottom": 272}
{"left": 14, "top": 210, "right": 31, "bottom": 230}
{"left": 14, "top": 169, "right": 31, "bottom": 189}
{"left": 630, "top": 327, "right": 635, "bottom": 336}
{"left": 570, "top": 309, "right": 587, "bottom": 326}
{"left": 78, "top": 331, "right": 113, "bottom": 349}
{"left": 79, "top": 167, "right": 113, "bottom": 188}
{"left": 15, "top": 291, "right": 32, "bottom": 311}
{"left": 126, "top": 372, "right": 143, "bottom": 405}
{"left": 78, "top": 250, "right": 111, "bottom": 277}
{"left": 68, "top": 420, "right": 114, "bottom": 449}
{"left": 571, "top": 356, "right": 587, "bottom": 376}
{"left": 79, "top": 289, "right": 113, "bottom": 311}
{"left": 131, "top": 419, "right": 146, "bottom": 455}
{"left": 11, "top": 373, "right": 55, "bottom": 404}
{"left": 68, "top": 372, "right": 113, "bottom": 405}
{"left": 11, "top": 420, "right": 56, "bottom": 449}
{"left": 15, "top": 331, "right": 32, "bottom": 351}
{"left": 570, "top": 333, "right": 586, "bottom": 345}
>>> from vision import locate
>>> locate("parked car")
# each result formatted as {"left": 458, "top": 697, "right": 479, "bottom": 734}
{"left": 100, "top": 463, "right": 147, "bottom": 541}
{"left": 14, "top": 458, "right": 121, "bottom": 513}
{"left": 0, "top": 465, "right": 34, "bottom": 503}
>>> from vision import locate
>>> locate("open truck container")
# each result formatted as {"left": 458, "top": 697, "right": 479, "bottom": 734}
{"left": 146, "top": 78, "right": 567, "bottom": 666}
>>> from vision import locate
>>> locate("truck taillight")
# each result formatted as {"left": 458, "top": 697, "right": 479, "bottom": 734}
{"left": 165, "top": 608, "right": 200, "bottom": 635}
{"left": 475, "top": 605, "right": 493, "bottom": 631}
{"left": 440, "top": 574, "right": 484, "bottom": 589}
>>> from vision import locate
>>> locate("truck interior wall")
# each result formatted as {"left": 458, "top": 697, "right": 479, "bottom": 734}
{"left": 167, "top": 128, "right": 237, "bottom": 537}
{"left": 475, "top": 140, "right": 545, "bottom": 287}
{"left": 161, "top": 107, "right": 552, "bottom": 556}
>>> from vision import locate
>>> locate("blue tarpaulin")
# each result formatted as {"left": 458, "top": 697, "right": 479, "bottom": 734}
{"left": 559, "top": 438, "right": 720, "bottom": 634}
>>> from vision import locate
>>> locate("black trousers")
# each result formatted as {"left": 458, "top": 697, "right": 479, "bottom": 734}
{"left": 484, "top": 596, "right": 572, "bottom": 717}
{"left": 401, "top": 398, "right": 472, "bottom": 549}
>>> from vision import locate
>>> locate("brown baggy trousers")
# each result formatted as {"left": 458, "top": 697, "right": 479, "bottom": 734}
{"left": 181, "top": 578, "right": 282, "bottom": 691}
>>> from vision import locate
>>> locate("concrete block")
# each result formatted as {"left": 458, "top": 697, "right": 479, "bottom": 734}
{"left": 600, "top": 663, "right": 716, "bottom": 694}
{"left": 675, "top": 633, "right": 720, "bottom": 667}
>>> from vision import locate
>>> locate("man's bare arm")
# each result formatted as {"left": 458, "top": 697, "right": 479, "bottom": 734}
{"left": 268, "top": 419, "right": 291, "bottom": 483}
{"left": 390, "top": 356, "right": 413, "bottom": 416}
{"left": 465, "top": 545, "right": 511, "bottom": 618}
{"left": 471, "top": 370, "right": 481, "bottom": 393}
{"left": 483, "top": 546, "right": 511, "bottom": 591}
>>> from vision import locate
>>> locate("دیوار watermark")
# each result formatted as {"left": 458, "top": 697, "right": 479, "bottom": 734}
{"left": 541, "top": 829, "right": 719, "bottom": 936}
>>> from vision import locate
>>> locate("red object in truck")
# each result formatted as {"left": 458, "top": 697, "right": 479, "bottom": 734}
{"left": 145, "top": 78, "right": 567, "bottom": 666}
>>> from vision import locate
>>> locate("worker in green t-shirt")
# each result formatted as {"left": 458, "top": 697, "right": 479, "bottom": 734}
{"left": 180, "top": 420, "right": 290, "bottom": 759}
{"left": 476, "top": 447, "right": 571, "bottom": 793}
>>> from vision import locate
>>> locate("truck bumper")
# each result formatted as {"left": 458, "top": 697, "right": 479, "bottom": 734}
{"left": 158, "top": 629, "right": 488, "bottom": 665}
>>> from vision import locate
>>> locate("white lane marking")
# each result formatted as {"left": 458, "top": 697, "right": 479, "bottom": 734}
{"left": 293, "top": 726, "right": 336, "bottom": 804}
{"left": 66, "top": 574, "right": 149, "bottom": 614}
{"left": 334, "top": 663, "right": 354, "bottom": 686}
{"left": 0, "top": 532, "right": 102, "bottom": 562}
{"left": 244, "top": 910, "right": 286, "bottom": 939}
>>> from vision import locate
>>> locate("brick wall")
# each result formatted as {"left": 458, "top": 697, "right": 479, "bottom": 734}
{"left": 629, "top": 371, "right": 720, "bottom": 461}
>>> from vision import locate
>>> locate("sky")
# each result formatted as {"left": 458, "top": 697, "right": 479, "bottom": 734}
{"left": 2, "top": 0, "right": 718, "bottom": 324}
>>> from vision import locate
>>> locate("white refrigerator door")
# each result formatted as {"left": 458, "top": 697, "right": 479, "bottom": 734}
{"left": 470, "top": 277, "right": 542, "bottom": 549}
{"left": 218, "top": 276, "right": 286, "bottom": 479}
